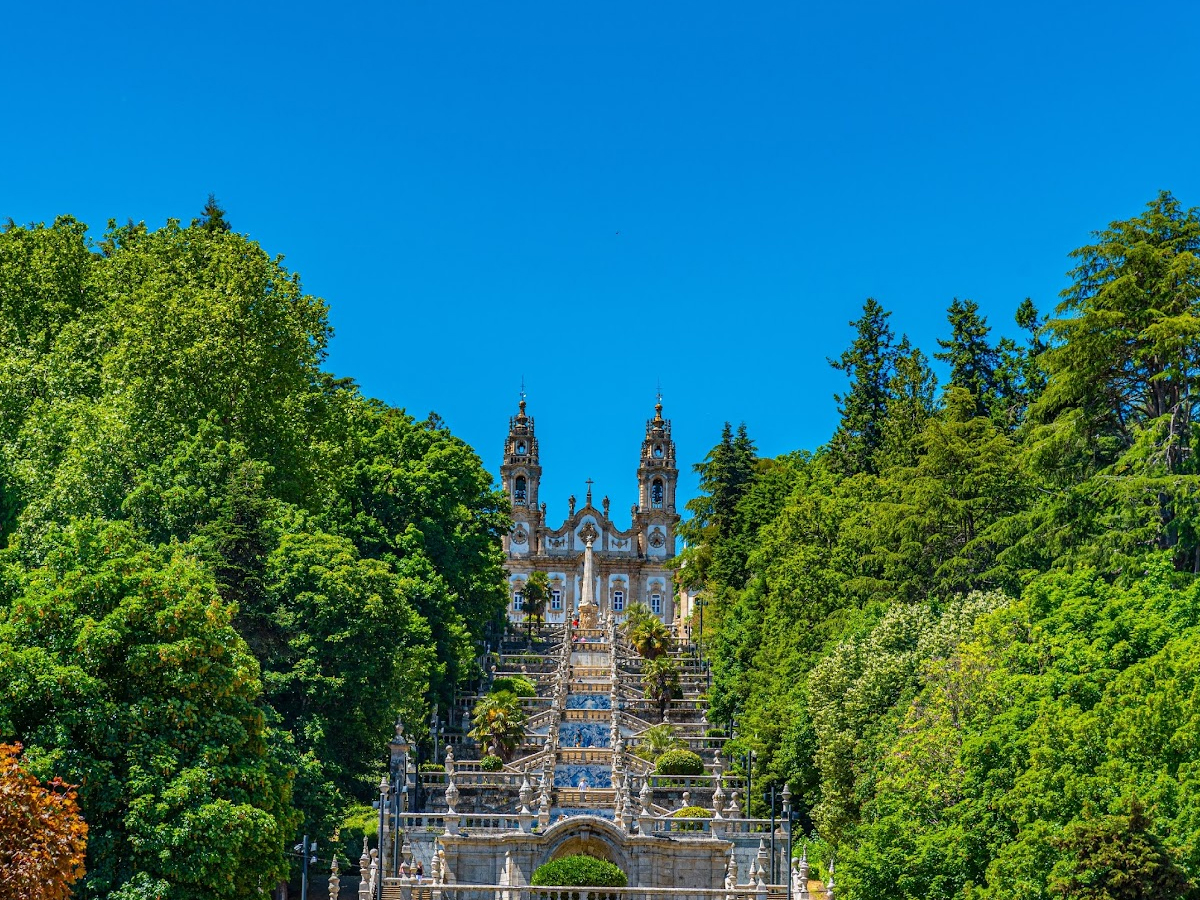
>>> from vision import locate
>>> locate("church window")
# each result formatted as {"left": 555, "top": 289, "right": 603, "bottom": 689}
{"left": 513, "top": 591, "right": 524, "bottom": 611}
{"left": 514, "top": 475, "right": 527, "bottom": 504}
{"left": 612, "top": 590, "right": 624, "bottom": 612}
{"left": 551, "top": 589, "right": 562, "bottom": 611}
{"left": 650, "top": 593, "right": 662, "bottom": 615}
{"left": 651, "top": 479, "right": 664, "bottom": 508}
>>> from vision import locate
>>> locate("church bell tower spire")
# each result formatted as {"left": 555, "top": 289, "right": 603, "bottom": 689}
{"left": 500, "top": 387, "right": 542, "bottom": 555}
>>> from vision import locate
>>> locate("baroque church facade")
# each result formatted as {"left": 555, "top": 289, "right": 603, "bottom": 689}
{"left": 500, "top": 397, "right": 680, "bottom": 625}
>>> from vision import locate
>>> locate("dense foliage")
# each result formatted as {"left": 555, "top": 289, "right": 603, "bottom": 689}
{"left": 682, "top": 193, "right": 1200, "bottom": 898}
{"left": 0, "top": 208, "right": 509, "bottom": 897}
{"left": 654, "top": 749, "right": 705, "bottom": 776}
{"left": 0, "top": 742, "right": 87, "bottom": 900}
{"left": 529, "top": 855, "right": 628, "bottom": 887}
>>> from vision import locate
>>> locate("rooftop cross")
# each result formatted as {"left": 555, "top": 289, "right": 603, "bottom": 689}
{"left": 585, "top": 478, "right": 594, "bottom": 505}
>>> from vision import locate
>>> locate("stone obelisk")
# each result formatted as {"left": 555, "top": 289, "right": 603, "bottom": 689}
{"left": 578, "top": 525, "right": 600, "bottom": 629}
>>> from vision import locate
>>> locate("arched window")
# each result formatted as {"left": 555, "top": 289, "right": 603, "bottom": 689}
{"left": 514, "top": 475, "right": 527, "bottom": 504}
{"left": 651, "top": 479, "right": 664, "bottom": 509}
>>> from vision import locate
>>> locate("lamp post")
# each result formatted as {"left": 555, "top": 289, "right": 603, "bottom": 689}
{"left": 294, "top": 835, "right": 317, "bottom": 900}
{"left": 769, "top": 784, "right": 778, "bottom": 883}
{"left": 745, "top": 749, "right": 757, "bottom": 818}
{"left": 782, "top": 783, "right": 793, "bottom": 900}
{"left": 386, "top": 721, "right": 409, "bottom": 882}
{"left": 431, "top": 702, "right": 441, "bottom": 772}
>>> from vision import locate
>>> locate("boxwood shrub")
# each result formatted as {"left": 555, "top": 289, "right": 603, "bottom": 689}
{"left": 654, "top": 749, "right": 704, "bottom": 776}
{"left": 491, "top": 675, "right": 537, "bottom": 698}
{"left": 671, "top": 805, "right": 713, "bottom": 831}
{"left": 480, "top": 754, "right": 504, "bottom": 771}
{"left": 530, "top": 855, "right": 628, "bottom": 887}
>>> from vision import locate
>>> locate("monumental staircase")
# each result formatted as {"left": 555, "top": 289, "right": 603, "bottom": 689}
{"left": 343, "top": 619, "right": 828, "bottom": 900}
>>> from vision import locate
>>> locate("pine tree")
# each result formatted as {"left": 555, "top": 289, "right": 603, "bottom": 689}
{"left": 878, "top": 336, "right": 938, "bottom": 469}
{"left": 193, "top": 193, "right": 231, "bottom": 233}
{"left": 829, "top": 298, "right": 895, "bottom": 475}
{"left": 935, "top": 298, "right": 998, "bottom": 418}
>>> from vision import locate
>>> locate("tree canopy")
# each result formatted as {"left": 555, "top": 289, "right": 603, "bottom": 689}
{"left": 683, "top": 193, "right": 1200, "bottom": 897}
{"left": 0, "top": 204, "right": 510, "bottom": 897}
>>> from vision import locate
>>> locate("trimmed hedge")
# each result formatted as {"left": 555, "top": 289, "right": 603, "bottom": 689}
{"left": 654, "top": 749, "right": 704, "bottom": 776}
{"left": 530, "top": 856, "right": 628, "bottom": 887}
{"left": 480, "top": 755, "right": 504, "bottom": 771}
{"left": 491, "top": 675, "right": 537, "bottom": 698}
{"left": 671, "top": 805, "right": 713, "bottom": 832}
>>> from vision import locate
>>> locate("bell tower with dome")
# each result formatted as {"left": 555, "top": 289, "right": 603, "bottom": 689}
{"left": 633, "top": 395, "right": 679, "bottom": 560}
{"left": 499, "top": 390, "right": 543, "bottom": 557}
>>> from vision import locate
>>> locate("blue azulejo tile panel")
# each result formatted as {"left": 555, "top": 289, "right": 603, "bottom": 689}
{"left": 565, "top": 694, "right": 612, "bottom": 710}
{"left": 555, "top": 764, "right": 612, "bottom": 789}
{"left": 558, "top": 723, "right": 610, "bottom": 748}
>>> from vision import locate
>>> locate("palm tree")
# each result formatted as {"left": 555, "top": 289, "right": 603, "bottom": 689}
{"left": 469, "top": 691, "right": 527, "bottom": 760}
{"left": 634, "top": 723, "right": 686, "bottom": 762}
{"left": 642, "top": 656, "right": 681, "bottom": 722}
{"left": 523, "top": 571, "right": 550, "bottom": 644}
{"left": 630, "top": 615, "right": 673, "bottom": 660}
{"left": 622, "top": 600, "right": 654, "bottom": 636}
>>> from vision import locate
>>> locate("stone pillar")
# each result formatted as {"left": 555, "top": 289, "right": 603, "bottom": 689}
{"left": 638, "top": 778, "right": 654, "bottom": 835}
{"left": 328, "top": 857, "right": 340, "bottom": 900}
{"left": 518, "top": 770, "right": 534, "bottom": 833}
{"left": 796, "top": 849, "right": 811, "bottom": 900}
{"left": 579, "top": 533, "right": 599, "bottom": 629}
{"left": 358, "top": 839, "right": 371, "bottom": 900}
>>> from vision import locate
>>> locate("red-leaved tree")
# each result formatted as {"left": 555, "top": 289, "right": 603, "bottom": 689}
{"left": 0, "top": 742, "right": 87, "bottom": 900}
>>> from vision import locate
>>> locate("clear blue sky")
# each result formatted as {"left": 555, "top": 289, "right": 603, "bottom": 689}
{"left": 6, "top": 1, "right": 1200, "bottom": 521}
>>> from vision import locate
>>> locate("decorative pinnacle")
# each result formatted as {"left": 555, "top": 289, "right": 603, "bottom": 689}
{"left": 518, "top": 377, "right": 527, "bottom": 419}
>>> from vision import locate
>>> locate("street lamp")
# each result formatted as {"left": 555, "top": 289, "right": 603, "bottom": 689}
{"left": 386, "top": 721, "right": 409, "bottom": 882}
{"left": 294, "top": 836, "right": 318, "bottom": 900}
{"left": 782, "top": 783, "right": 793, "bottom": 900}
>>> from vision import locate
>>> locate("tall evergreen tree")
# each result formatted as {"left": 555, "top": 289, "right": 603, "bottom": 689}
{"left": 829, "top": 299, "right": 895, "bottom": 476}
{"left": 878, "top": 336, "right": 938, "bottom": 470}
{"left": 193, "top": 193, "right": 231, "bottom": 233}
{"left": 1036, "top": 191, "right": 1200, "bottom": 476}
{"left": 935, "top": 298, "right": 999, "bottom": 417}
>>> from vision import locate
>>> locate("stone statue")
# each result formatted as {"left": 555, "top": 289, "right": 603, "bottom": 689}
{"left": 568, "top": 495, "right": 576, "bottom": 517}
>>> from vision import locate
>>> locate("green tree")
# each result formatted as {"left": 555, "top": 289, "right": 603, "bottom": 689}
{"left": 192, "top": 193, "right": 231, "bottom": 233}
{"left": 829, "top": 298, "right": 896, "bottom": 476}
{"left": 263, "top": 529, "right": 434, "bottom": 833}
{"left": 469, "top": 691, "right": 527, "bottom": 761}
{"left": 1039, "top": 192, "right": 1200, "bottom": 474}
{"left": 0, "top": 519, "right": 296, "bottom": 900}
{"left": 878, "top": 336, "right": 938, "bottom": 469}
{"left": 630, "top": 614, "right": 673, "bottom": 660}
{"left": 1047, "top": 802, "right": 1195, "bottom": 900}
{"left": 633, "top": 723, "right": 686, "bottom": 762}
{"left": 642, "top": 656, "right": 682, "bottom": 722}
{"left": 935, "top": 298, "right": 999, "bottom": 418}
{"left": 523, "top": 570, "right": 550, "bottom": 642}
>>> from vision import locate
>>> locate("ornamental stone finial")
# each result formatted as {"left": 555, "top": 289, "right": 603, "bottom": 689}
{"left": 329, "top": 856, "right": 340, "bottom": 900}
{"left": 727, "top": 790, "right": 741, "bottom": 819}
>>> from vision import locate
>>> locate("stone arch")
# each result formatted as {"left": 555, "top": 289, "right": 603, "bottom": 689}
{"left": 539, "top": 817, "right": 632, "bottom": 875}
